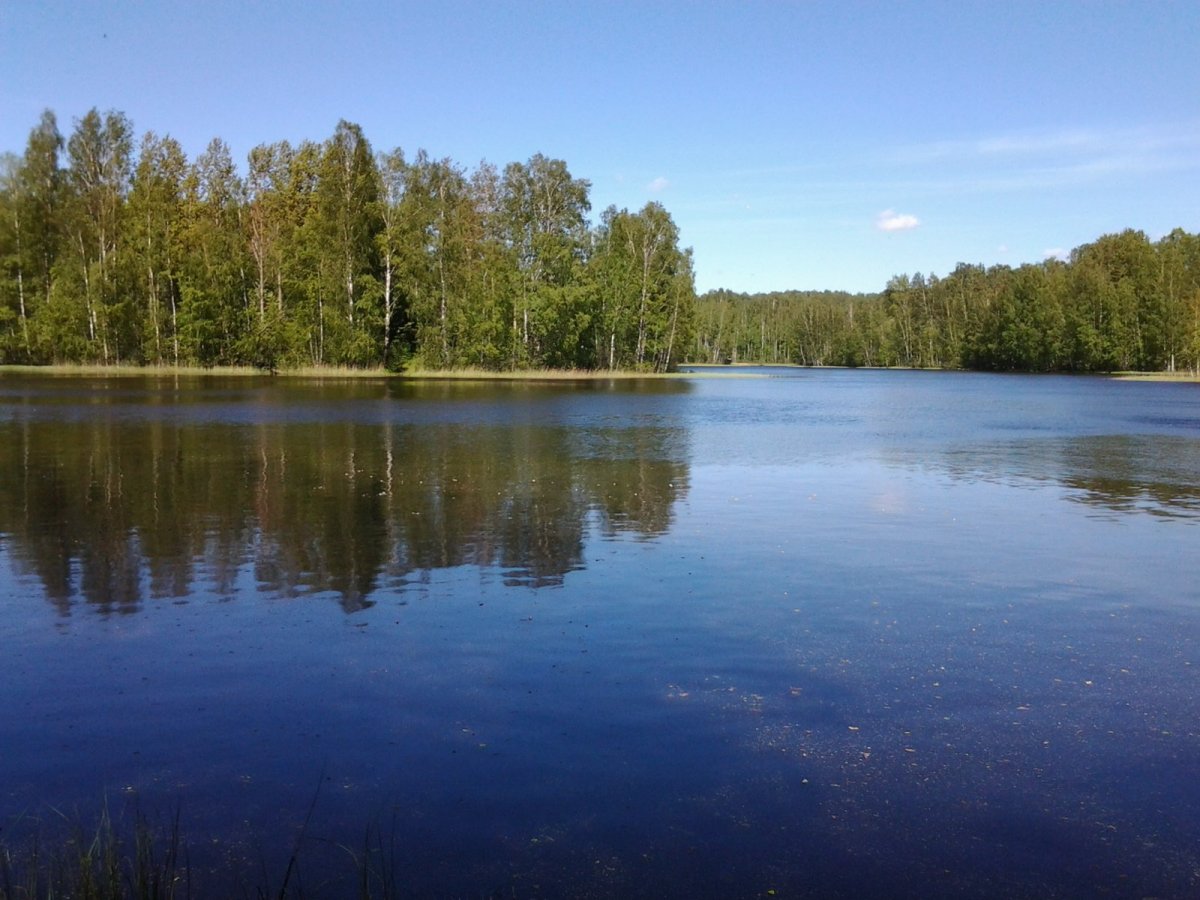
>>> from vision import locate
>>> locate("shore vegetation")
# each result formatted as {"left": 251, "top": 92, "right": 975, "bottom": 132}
{"left": 0, "top": 110, "right": 696, "bottom": 374}
{"left": 0, "top": 804, "right": 402, "bottom": 899}
{"left": 692, "top": 228, "right": 1200, "bottom": 374}
{"left": 4, "top": 110, "right": 1198, "bottom": 378}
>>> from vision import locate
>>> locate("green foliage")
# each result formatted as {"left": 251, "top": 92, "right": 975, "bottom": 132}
{"left": 0, "top": 110, "right": 701, "bottom": 372}
{"left": 695, "top": 228, "right": 1200, "bottom": 374}
{"left": 693, "top": 288, "right": 876, "bottom": 365}
{"left": 4, "top": 107, "right": 1195, "bottom": 375}
{"left": 60, "top": 108, "right": 134, "bottom": 363}
{"left": 588, "top": 203, "right": 695, "bottom": 371}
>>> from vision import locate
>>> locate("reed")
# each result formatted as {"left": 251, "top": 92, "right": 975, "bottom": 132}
{"left": 0, "top": 802, "right": 405, "bottom": 900}
{"left": 0, "top": 803, "right": 186, "bottom": 900}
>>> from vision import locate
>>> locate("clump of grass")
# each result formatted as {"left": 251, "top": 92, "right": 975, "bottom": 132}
{"left": 335, "top": 815, "right": 403, "bottom": 900}
{"left": 0, "top": 798, "right": 406, "bottom": 900}
{"left": 0, "top": 803, "right": 187, "bottom": 900}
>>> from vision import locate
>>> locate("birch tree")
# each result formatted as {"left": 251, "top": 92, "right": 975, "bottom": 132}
{"left": 499, "top": 154, "right": 591, "bottom": 365}
{"left": 178, "top": 138, "right": 246, "bottom": 364}
{"left": 61, "top": 109, "right": 133, "bottom": 362}
{"left": 314, "top": 121, "right": 382, "bottom": 364}
{"left": 128, "top": 132, "right": 187, "bottom": 363}
{"left": 589, "top": 202, "right": 694, "bottom": 371}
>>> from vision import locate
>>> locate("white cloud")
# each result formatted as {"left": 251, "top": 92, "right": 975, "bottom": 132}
{"left": 997, "top": 244, "right": 1009, "bottom": 254}
{"left": 648, "top": 176, "right": 669, "bottom": 193}
{"left": 876, "top": 209, "right": 920, "bottom": 232}
{"left": 1043, "top": 248, "right": 1069, "bottom": 262}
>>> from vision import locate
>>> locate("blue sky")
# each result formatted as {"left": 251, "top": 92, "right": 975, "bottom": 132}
{"left": 2, "top": 0, "right": 1197, "bottom": 294}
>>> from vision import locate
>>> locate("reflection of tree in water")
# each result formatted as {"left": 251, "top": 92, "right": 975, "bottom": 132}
{"left": 940, "top": 435, "right": 1200, "bottom": 519}
{"left": 1059, "top": 435, "right": 1200, "bottom": 518}
{"left": 5, "top": 420, "right": 195, "bottom": 616}
{"left": 0, "top": 418, "right": 689, "bottom": 615}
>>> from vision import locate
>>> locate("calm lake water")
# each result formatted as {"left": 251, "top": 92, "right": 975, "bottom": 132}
{"left": 1, "top": 368, "right": 1198, "bottom": 898}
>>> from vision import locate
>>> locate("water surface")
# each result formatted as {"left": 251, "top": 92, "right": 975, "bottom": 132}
{"left": 1, "top": 369, "right": 1198, "bottom": 897}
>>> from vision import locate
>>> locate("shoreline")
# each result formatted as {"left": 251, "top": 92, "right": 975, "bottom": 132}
{"left": 1110, "top": 370, "right": 1200, "bottom": 383}
{"left": 0, "top": 363, "right": 688, "bottom": 381}
{"left": 2, "top": 363, "right": 1196, "bottom": 382}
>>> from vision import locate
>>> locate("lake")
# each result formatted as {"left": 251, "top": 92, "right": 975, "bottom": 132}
{"left": 1, "top": 368, "right": 1198, "bottom": 898}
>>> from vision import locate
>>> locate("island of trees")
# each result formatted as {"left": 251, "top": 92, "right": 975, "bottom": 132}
{"left": 2, "top": 108, "right": 1198, "bottom": 375}
{"left": 0, "top": 109, "right": 696, "bottom": 372}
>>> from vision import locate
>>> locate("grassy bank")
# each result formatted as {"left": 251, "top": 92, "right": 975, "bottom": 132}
{"left": 1111, "top": 370, "right": 1200, "bottom": 382}
{"left": 0, "top": 363, "right": 695, "bottom": 381}
{"left": 395, "top": 364, "right": 686, "bottom": 380}
{"left": 9, "top": 363, "right": 1193, "bottom": 382}
{"left": 0, "top": 363, "right": 388, "bottom": 379}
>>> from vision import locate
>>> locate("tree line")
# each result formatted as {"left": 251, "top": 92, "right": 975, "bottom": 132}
{"left": 0, "top": 109, "right": 697, "bottom": 371}
{"left": 6, "top": 108, "right": 1198, "bottom": 376}
{"left": 695, "top": 228, "right": 1200, "bottom": 372}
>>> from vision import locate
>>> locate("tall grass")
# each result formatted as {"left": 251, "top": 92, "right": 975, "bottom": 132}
{"left": 0, "top": 804, "right": 186, "bottom": 900}
{"left": 0, "top": 801, "right": 407, "bottom": 900}
{"left": 336, "top": 817, "right": 403, "bottom": 900}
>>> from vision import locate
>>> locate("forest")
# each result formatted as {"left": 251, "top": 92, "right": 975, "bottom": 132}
{"left": 0, "top": 109, "right": 696, "bottom": 371}
{"left": 694, "top": 228, "right": 1200, "bottom": 373}
{"left": 3, "top": 109, "right": 1199, "bottom": 375}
